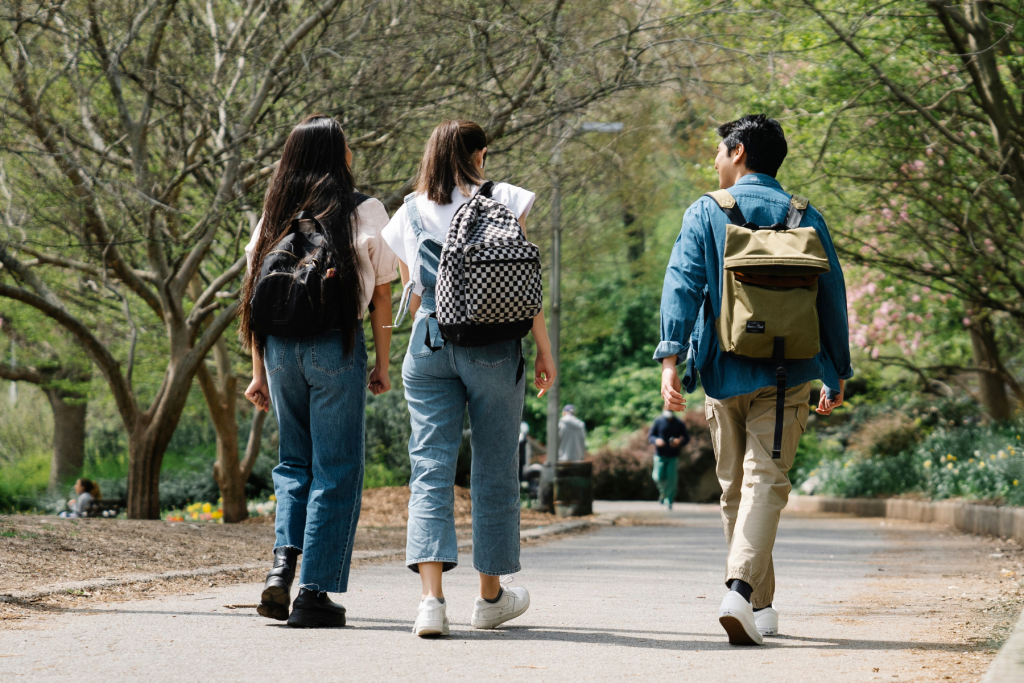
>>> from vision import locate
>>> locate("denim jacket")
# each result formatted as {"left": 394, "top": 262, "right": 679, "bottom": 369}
{"left": 654, "top": 173, "right": 853, "bottom": 400}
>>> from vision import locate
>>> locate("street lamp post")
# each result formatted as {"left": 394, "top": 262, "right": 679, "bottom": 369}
{"left": 545, "top": 120, "right": 622, "bottom": 516}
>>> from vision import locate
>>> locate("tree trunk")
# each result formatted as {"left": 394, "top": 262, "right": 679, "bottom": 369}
{"left": 126, "top": 375, "right": 197, "bottom": 519}
{"left": 969, "top": 316, "right": 1011, "bottom": 421}
{"left": 197, "top": 336, "right": 250, "bottom": 523}
{"left": 45, "top": 390, "right": 87, "bottom": 492}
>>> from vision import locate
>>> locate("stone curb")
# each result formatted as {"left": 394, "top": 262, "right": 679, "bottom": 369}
{"left": 982, "top": 608, "right": 1024, "bottom": 683}
{"left": 787, "top": 495, "right": 1023, "bottom": 682}
{"left": 787, "top": 495, "right": 1024, "bottom": 545}
{"left": 0, "top": 515, "right": 606, "bottom": 604}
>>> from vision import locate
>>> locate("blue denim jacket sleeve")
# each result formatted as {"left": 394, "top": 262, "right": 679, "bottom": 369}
{"left": 808, "top": 207, "right": 855, "bottom": 385}
{"left": 654, "top": 201, "right": 708, "bottom": 365}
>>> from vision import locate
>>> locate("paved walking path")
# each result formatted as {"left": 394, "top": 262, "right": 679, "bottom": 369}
{"left": 2, "top": 503, "right": 1019, "bottom": 682}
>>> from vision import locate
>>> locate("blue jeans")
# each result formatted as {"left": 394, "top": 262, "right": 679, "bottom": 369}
{"left": 403, "top": 313, "right": 526, "bottom": 576}
{"left": 266, "top": 329, "right": 367, "bottom": 593}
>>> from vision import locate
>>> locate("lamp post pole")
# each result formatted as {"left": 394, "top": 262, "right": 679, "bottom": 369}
{"left": 546, "top": 137, "right": 563, "bottom": 512}
{"left": 543, "top": 120, "right": 622, "bottom": 517}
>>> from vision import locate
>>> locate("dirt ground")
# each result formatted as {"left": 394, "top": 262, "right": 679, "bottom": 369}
{"left": 0, "top": 486, "right": 558, "bottom": 599}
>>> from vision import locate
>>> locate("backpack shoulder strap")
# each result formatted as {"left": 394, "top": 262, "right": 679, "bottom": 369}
{"left": 703, "top": 190, "right": 747, "bottom": 226}
{"left": 784, "top": 194, "right": 809, "bottom": 229}
{"left": 478, "top": 181, "right": 495, "bottom": 199}
{"left": 404, "top": 192, "right": 427, "bottom": 239}
{"left": 353, "top": 191, "right": 371, "bottom": 207}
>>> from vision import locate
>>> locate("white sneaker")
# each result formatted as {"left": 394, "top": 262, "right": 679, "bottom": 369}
{"left": 754, "top": 607, "right": 778, "bottom": 636}
{"left": 471, "top": 586, "right": 530, "bottom": 629}
{"left": 413, "top": 596, "right": 449, "bottom": 637}
{"left": 718, "top": 592, "right": 763, "bottom": 645}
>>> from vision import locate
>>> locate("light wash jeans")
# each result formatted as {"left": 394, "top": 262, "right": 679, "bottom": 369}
{"left": 266, "top": 328, "right": 367, "bottom": 593}
{"left": 403, "top": 312, "right": 526, "bottom": 575}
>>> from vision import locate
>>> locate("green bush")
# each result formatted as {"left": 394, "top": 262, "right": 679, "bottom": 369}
{"left": 810, "top": 420, "right": 1024, "bottom": 505}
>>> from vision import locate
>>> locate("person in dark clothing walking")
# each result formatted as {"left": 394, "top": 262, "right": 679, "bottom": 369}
{"left": 648, "top": 406, "right": 690, "bottom": 508}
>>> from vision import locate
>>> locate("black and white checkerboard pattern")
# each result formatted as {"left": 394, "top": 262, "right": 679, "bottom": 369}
{"left": 436, "top": 194, "right": 543, "bottom": 326}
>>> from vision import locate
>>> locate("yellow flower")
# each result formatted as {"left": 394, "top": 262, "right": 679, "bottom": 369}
{"left": 844, "top": 461, "right": 851, "bottom": 468}
{"left": 1015, "top": 480, "right": 1020, "bottom": 486}
{"left": 269, "top": 494, "right": 277, "bottom": 501}
{"left": 978, "top": 461, "right": 986, "bottom": 469}
{"left": 968, "top": 458, "right": 975, "bottom": 464}
{"left": 202, "top": 502, "right": 212, "bottom": 513}
{"left": 190, "top": 512, "right": 199, "bottom": 520}
{"left": 991, "top": 454, "right": 997, "bottom": 460}
{"left": 211, "top": 510, "right": 223, "bottom": 519}
{"left": 946, "top": 463, "right": 954, "bottom": 470}
{"left": 999, "top": 450, "right": 1007, "bottom": 459}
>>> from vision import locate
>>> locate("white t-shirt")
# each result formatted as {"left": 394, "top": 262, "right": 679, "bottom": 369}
{"left": 245, "top": 197, "right": 399, "bottom": 319}
{"left": 380, "top": 182, "right": 536, "bottom": 296}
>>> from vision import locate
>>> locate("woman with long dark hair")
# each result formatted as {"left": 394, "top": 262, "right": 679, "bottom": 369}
{"left": 241, "top": 115, "right": 398, "bottom": 628}
{"left": 381, "top": 119, "right": 556, "bottom": 637}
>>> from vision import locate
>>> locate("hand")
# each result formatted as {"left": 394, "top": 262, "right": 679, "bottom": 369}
{"left": 655, "top": 438, "right": 666, "bottom": 447}
{"left": 670, "top": 437, "right": 682, "bottom": 447}
{"left": 661, "top": 361, "right": 685, "bottom": 412}
{"left": 245, "top": 375, "right": 271, "bottom": 412}
{"left": 816, "top": 382, "right": 845, "bottom": 415}
{"left": 67, "top": 499, "right": 75, "bottom": 507}
{"left": 534, "top": 351, "right": 556, "bottom": 397}
{"left": 368, "top": 364, "right": 391, "bottom": 396}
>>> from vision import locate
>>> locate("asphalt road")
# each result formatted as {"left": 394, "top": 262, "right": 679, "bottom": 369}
{"left": 1, "top": 502, "right": 1015, "bottom": 682}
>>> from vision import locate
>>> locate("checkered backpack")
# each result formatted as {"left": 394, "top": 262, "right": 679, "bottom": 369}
{"left": 435, "top": 181, "right": 543, "bottom": 347}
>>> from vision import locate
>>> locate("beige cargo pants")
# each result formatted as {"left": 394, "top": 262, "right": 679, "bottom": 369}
{"left": 704, "top": 382, "right": 810, "bottom": 609}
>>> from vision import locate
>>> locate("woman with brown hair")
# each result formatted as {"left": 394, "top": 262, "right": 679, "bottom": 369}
{"left": 241, "top": 114, "right": 398, "bottom": 628}
{"left": 382, "top": 119, "right": 555, "bottom": 637}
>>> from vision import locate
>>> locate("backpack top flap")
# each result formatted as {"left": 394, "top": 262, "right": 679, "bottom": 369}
{"left": 724, "top": 225, "right": 830, "bottom": 275}
{"left": 705, "top": 190, "right": 830, "bottom": 276}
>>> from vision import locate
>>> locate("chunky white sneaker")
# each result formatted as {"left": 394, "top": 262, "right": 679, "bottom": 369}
{"left": 754, "top": 607, "right": 778, "bottom": 636}
{"left": 718, "top": 591, "right": 763, "bottom": 645}
{"left": 471, "top": 586, "right": 530, "bottom": 629}
{"left": 413, "top": 597, "right": 449, "bottom": 637}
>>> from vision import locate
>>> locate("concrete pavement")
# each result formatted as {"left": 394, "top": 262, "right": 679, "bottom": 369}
{"left": 2, "top": 502, "right": 1018, "bottom": 682}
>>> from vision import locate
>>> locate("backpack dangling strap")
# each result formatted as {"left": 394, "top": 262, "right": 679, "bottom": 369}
{"left": 385, "top": 195, "right": 425, "bottom": 330}
{"left": 784, "top": 195, "right": 809, "bottom": 229}
{"left": 772, "top": 337, "right": 787, "bottom": 459}
{"left": 704, "top": 190, "right": 747, "bottom": 226}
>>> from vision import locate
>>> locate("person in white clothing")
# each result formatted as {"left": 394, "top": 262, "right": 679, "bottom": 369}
{"left": 558, "top": 405, "right": 588, "bottom": 462}
{"left": 380, "top": 119, "right": 555, "bottom": 638}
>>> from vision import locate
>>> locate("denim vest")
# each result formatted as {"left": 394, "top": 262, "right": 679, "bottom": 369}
{"left": 392, "top": 193, "right": 445, "bottom": 349}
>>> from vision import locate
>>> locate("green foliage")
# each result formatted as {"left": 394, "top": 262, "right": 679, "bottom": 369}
{"left": 0, "top": 451, "right": 50, "bottom": 511}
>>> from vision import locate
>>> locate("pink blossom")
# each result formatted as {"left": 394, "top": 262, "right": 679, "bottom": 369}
{"left": 871, "top": 347, "right": 881, "bottom": 359}
{"left": 911, "top": 294, "right": 921, "bottom": 303}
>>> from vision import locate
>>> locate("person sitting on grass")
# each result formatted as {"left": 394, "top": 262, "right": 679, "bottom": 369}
{"left": 60, "top": 478, "right": 101, "bottom": 518}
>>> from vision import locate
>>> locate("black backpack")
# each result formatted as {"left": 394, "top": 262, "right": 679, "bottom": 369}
{"left": 250, "top": 195, "right": 369, "bottom": 339}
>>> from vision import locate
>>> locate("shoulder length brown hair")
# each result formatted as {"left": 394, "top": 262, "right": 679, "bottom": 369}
{"left": 239, "top": 115, "right": 361, "bottom": 351}
{"left": 416, "top": 120, "right": 487, "bottom": 204}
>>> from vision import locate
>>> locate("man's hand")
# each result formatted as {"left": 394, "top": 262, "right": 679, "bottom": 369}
{"left": 816, "top": 379, "right": 846, "bottom": 415}
{"left": 655, "top": 438, "right": 666, "bottom": 447}
{"left": 661, "top": 357, "right": 685, "bottom": 412}
{"left": 670, "top": 437, "right": 682, "bottom": 447}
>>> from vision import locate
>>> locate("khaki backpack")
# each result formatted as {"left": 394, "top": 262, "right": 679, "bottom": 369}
{"left": 705, "top": 189, "right": 830, "bottom": 457}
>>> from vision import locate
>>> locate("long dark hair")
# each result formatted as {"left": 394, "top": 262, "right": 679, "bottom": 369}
{"left": 240, "top": 115, "right": 362, "bottom": 351}
{"left": 416, "top": 120, "right": 487, "bottom": 204}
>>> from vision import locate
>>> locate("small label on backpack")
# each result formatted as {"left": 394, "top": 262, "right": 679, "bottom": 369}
{"left": 746, "top": 321, "right": 766, "bottom": 333}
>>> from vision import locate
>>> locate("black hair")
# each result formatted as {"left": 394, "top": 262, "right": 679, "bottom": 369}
{"left": 717, "top": 115, "right": 788, "bottom": 177}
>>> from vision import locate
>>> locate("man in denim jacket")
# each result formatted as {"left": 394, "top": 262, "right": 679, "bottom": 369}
{"left": 656, "top": 115, "right": 853, "bottom": 645}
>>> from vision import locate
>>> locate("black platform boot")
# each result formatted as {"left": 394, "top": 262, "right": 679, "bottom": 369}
{"left": 287, "top": 588, "right": 347, "bottom": 628}
{"left": 257, "top": 547, "right": 299, "bottom": 621}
